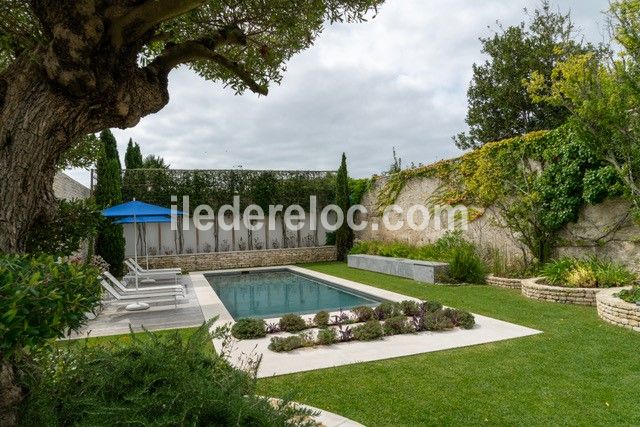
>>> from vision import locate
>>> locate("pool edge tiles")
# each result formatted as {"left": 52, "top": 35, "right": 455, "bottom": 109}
{"left": 204, "top": 268, "right": 384, "bottom": 320}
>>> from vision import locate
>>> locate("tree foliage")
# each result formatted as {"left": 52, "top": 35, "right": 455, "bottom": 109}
{"left": 25, "top": 199, "right": 102, "bottom": 257}
{"left": 527, "top": 0, "right": 640, "bottom": 217}
{"left": 454, "top": 1, "right": 590, "bottom": 149}
{"left": 335, "top": 153, "right": 352, "bottom": 260}
{"left": 124, "top": 139, "right": 143, "bottom": 169}
{"left": 94, "top": 130, "right": 125, "bottom": 276}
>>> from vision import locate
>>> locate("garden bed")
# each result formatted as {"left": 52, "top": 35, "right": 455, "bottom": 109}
{"left": 521, "top": 277, "right": 609, "bottom": 306}
{"left": 596, "top": 288, "right": 640, "bottom": 332}
{"left": 487, "top": 275, "right": 523, "bottom": 290}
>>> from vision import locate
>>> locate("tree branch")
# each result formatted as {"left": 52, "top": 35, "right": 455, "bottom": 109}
{"left": 149, "top": 36, "right": 267, "bottom": 96}
{"left": 110, "top": 0, "right": 207, "bottom": 48}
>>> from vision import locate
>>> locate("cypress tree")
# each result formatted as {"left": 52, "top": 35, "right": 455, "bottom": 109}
{"left": 95, "top": 130, "right": 125, "bottom": 275}
{"left": 124, "top": 138, "right": 143, "bottom": 169}
{"left": 335, "top": 153, "right": 353, "bottom": 261}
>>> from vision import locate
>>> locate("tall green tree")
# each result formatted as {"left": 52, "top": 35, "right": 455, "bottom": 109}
{"left": 0, "top": 0, "right": 383, "bottom": 253}
{"left": 454, "top": 1, "right": 589, "bottom": 149}
{"left": 143, "top": 155, "right": 170, "bottom": 169}
{"left": 124, "top": 138, "right": 143, "bottom": 169}
{"left": 94, "top": 130, "right": 125, "bottom": 276}
{"left": 335, "top": 153, "right": 353, "bottom": 261}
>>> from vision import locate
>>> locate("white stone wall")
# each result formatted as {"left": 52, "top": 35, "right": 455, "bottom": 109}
{"left": 356, "top": 175, "right": 640, "bottom": 271}
{"left": 53, "top": 172, "right": 90, "bottom": 201}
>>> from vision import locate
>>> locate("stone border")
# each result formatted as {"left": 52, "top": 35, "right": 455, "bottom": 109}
{"left": 596, "top": 288, "right": 640, "bottom": 332}
{"left": 487, "top": 275, "right": 523, "bottom": 290}
{"left": 347, "top": 254, "right": 449, "bottom": 283}
{"left": 147, "top": 246, "right": 336, "bottom": 271}
{"left": 521, "top": 277, "right": 609, "bottom": 306}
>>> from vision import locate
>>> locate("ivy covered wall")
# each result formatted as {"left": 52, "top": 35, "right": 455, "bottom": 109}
{"left": 358, "top": 125, "right": 640, "bottom": 269}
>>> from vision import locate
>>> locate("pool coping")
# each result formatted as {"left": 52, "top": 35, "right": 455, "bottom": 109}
{"left": 190, "top": 266, "right": 543, "bottom": 378}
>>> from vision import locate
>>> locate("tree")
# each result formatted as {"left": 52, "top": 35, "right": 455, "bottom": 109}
{"left": 335, "top": 153, "right": 353, "bottom": 261}
{"left": 94, "top": 131, "right": 125, "bottom": 275}
{"left": 143, "top": 154, "right": 170, "bottom": 169}
{"left": 387, "top": 146, "right": 402, "bottom": 174}
{"left": 124, "top": 138, "right": 143, "bottom": 169}
{"left": 454, "top": 1, "right": 588, "bottom": 150}
{"left": 0, "top": 0, "right": 383, "bottom": 253}
{"left": 527, "top": 0, "right": 640, "bottom": 214}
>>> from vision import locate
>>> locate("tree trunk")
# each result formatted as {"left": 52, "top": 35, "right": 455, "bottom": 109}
{"left": 0, "top": 359, "right": 21, "bottom": 427}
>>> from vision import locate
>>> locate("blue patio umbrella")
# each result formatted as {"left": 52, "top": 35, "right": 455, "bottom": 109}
{"left": 102, "top": 200, "right": 183, "bottom": 311}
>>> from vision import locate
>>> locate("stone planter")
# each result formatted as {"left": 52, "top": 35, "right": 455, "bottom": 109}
{"left": 596, "top": 288, "right": 640, "bottom": 332}
{"left": 521, "top": 277, "right": 611, "bottom": 306}
{"left": 347, "top": 254, "right": 449, "bottom": 284}
{"left": 487, "top": 275, "right": 523, "bottom": 290}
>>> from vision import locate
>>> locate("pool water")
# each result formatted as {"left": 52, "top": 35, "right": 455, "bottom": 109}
{"left": 206, "top": 270, "right": 380, "bottom": 320}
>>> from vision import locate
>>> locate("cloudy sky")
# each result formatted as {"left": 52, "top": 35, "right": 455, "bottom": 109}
{"left": 68, "top": 0, "right": 608, "bottom": 186}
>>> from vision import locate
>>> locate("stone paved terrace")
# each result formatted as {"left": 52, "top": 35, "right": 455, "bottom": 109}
{"left": 67, "top": 276, "right": 205, "bottom": 339}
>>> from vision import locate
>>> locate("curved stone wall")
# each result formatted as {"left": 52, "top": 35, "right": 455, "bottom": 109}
{"left": 487, "top": 276, "right": 522, "bottom": 290}
{"left": 521, "top": 278, "right": 604, "bottom": 306}
{"left": 596, "top": 288, "right": 640, "bottom": 332}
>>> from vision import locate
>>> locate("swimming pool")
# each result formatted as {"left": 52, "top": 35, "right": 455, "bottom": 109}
{"left": 206, "top": 269, "right": 381, "bottom": 319}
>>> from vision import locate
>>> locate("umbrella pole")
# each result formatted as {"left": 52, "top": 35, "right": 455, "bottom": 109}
{"left": 145, "top": 223, "right": 149, "bottom": 270}
{"left": 126, "top": 200, "right": 149, "bottom": 311}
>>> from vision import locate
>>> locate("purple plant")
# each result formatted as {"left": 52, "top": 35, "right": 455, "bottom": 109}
{"left": 337, "top": 324, "right": 353, "bottom": 342}
{"left": 266, "top": 322, "right": 281, "bottom": 334}
{"left": 331, "top": 310, "right": 351, "bottom": 326}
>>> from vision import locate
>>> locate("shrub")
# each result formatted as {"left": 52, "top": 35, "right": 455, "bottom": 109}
{"left": 448, "top": 245, "right": 487, "bottom": 284}
{"left": 400, "top": 300, "right": 420, "bottom": 316}
{"left": 352, "top": 306, "right": 375, "bottom": 322}
{"left": 0, "top": 255, "right": 101, "bottom": 357}
{"left": 21, "top": 323, "right": 313, "bottom": 425}
{"left": 268, "top": 334, "right": 312, "bottom": 352}
{"left": 443, "top": 308, "right": 475, "bottom": 330}
{"left": 278, "top": 314, "right": 307, "bottom": 333}
{"left": 542, "top": 257, "right": 636, "bottom": 288}
{"left": 424, "top": 310, "right": 455, "bottom": 331}
{"left": 314, "top": 311, "right": 330, "bottom": 329}
{"left": 422, "top": 300, "right": 443, "bottom": 313}
{"left": 374, "top": 302, "right": 402, "bottom": 320}
{"left": 230, "top": 318, "right": 266, "bottom": 339}
{"left": 383, "top": 316, "right": 413, "bottom": 336}
{"left": 618, "top": 287, "right": 640, "bottom": 303}
{"left": 316, "top": 328, "right": 338, "bottom": 345}
{"left": 352, "top": 321, "right": 384, "bottom": 341}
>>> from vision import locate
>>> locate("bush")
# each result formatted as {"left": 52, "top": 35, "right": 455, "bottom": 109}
{"left": 443, "top": 308, "right": 475, "bottom": 330}
{"left": 350, "top": 232, "right": 488, "bottom": 284}
{"left": 400, "top": 300, "right": 420, "bottom": 316}
{"left": 383, "top": 316, "right": 413, "bottom": 336}
{"left": 278, "top": 314, "right": 307, "bottom": 333}
{"left": 268, "top": 334, "right": 312, "bottom": 352}
{"left": 352, "top": 306, "right": 375, "bottom": 322}
{"left": 618, "top": 287, "right": 640, "bottom": 303}
{"left": 316, "top": 328, "right": 337, "bottom": 345}
{"left": 352, "top": 321, "right": 384, "bottom": 341}
{"left": 424, "top": 310, "right": 455, "bottom": 331}
{"left": 422, "top": 300, "right": 443, "bottom": 313}
{"left": 0, "top": 255, "right": 101, "bottom": 357}
{"left": 374, "top": 302, "right": 402, "bottom": 320}
{"left": 542, "top": 257, "right": 636, "bottom": 288}
{"left": 314, "top": 311, "right": 330, "bottom": 329}
{"left": 230, "top": 318, "right": 266, "bottom": 339}
{"left": 448, "top": 245, "right": 487, "bottom": 284}
{"left": 21, "top": 324, "right": 313, "bottom": 425}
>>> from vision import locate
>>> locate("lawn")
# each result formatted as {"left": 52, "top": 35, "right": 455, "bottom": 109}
{"left": 257, "top": 262, "right": 640, "bottom": 426}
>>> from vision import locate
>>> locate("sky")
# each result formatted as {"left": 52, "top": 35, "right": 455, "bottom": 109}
{"left": 67, "top": 0, "right": 608, "bottom": 187}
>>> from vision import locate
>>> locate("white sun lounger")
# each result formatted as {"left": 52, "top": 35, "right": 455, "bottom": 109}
{"left": 124, "top": 260, "right": 180, "bottom": 284}
{"left": 100, "top": 279, "right": 184, "bottom": 301}
{"left": 128, "top": 258, "right": 181, "bottom": 273}
{"left": 102, "top": 272, "right": 184, "bottom": 295}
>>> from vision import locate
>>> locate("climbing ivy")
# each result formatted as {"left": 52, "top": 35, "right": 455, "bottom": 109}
{"left": 373, "top": 124, "right": 623, "bottom": 263}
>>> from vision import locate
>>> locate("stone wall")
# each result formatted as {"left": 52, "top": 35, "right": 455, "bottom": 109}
{"left": 145, "top": 246, "right": 336, "bottom": 271}
{"left": 521, "top": 278, "right": 608, "bottom": 306}
{"left": 53, "top": 172, "right": 90, "bottom": 200}
{"left": 596, "top": 288, "right": 640, "bottom": 332}
{"left": 486, "top": 276, "right": 522, "bottom": 290}
{"left": 356, "top": 175, "right": 640, "bottom": 272}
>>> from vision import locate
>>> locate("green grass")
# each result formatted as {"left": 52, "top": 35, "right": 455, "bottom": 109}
{"left": 257, "top": 262, "right": 640, "bottom": 426}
